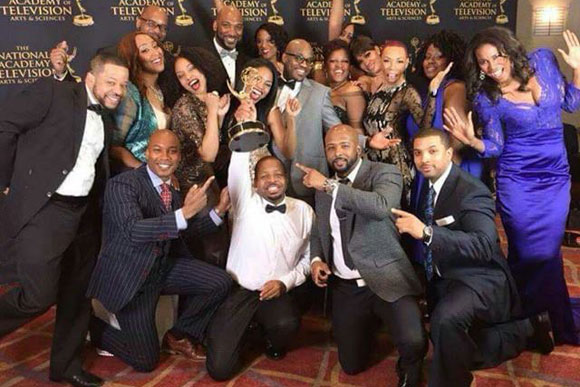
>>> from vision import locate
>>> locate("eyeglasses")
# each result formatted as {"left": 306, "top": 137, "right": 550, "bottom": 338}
{"left": 139, "top": 17, "right": 167, "bottom": 33}
{"left": 285, "top": 52, "right": 315, "bottom": 67}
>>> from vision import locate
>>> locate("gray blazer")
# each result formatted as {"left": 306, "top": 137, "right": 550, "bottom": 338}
{"left": 310, "top": 159, "right": 422, "bottom": 302}
{"left": 277, "top": 78, "right": 340, "bottom": 198}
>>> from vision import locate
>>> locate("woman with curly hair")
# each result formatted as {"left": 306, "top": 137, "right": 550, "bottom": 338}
{"left": 170, "top": 46, "right": 231, "bottom": 267}
{"left": 445, "top": 27, "right": 580, "bottom": 345}
{"left": 322, "top": 39, "right": 365, "bottom": 130}
{"left": 112, "top": 31, "right": 170, "bottom": 169}
{"left": 255, "top": 22, "right": 288, "bottom": 76}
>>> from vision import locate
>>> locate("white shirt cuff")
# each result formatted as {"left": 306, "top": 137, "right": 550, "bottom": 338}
{"left": 53, "top": 71, "right": 68, "bottom": 81}
{"left": 175, "top": 209, "right": 187, "bottom": 230}
{"left": 209, "top": 209, "right": 224, "bottom": 226}
{"left": 311, "top": 256, "right": 323, "bottom": 264}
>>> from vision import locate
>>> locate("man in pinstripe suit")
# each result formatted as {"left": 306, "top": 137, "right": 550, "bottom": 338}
{"left": 87, "top": 130, "right": 232, "bottom": 372}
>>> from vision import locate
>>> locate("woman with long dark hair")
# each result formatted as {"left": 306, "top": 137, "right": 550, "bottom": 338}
{"left": 112, "top": 31, "right": 170, "bottom": 169}
{"left": 445, "top": 27, "right": 580, "bottom": 345}
{"left": 255, "top": 22, "right": 288, "bottom": 76}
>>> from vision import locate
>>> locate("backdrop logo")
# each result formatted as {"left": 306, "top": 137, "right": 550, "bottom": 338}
{"left": 299, "top": 1, "right": 352, "bottom": 23}
{"left": 111, "top": 0, "right": 175, "bottom": 23}
{"left": 380, "top": 1, "right": 429, "bottom": 22}
{"left": 0, "top": 0, "right": 73, "bottom": 23}
{"left": 0, "top": 45, "right": 52, "bottom": 85}
{"left": 454, "top": 0, "right": 499, "bottom": 21}
{"left": 211, "top": 0, "right": 268, "bottom": 22}
{"left": 72, "top": 0, "right": 93, "bottom": 26}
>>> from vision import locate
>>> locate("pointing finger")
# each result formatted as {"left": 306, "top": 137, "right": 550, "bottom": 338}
{"left": 295, "top": 163, "right": 311, "bottom": 174}
{"left": 391, "top": 208, "right": 411, "bottom": 217}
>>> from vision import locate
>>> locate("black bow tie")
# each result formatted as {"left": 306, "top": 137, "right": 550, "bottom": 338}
{"left": 280, "top": 78, "right": 297, "bottom": 90}
{"left": 265, "top": 203, "right": 286, "bottom": 214}
{"left": 87, "top": 104, "right": 104, "bottom": 115}
{"left": 339, "top": 177, "right": 350, "bottom": 185}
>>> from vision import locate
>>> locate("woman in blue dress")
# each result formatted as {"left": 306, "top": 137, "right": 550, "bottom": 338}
{"left": 444, "top": 27, "right": 580, "bottom": 345}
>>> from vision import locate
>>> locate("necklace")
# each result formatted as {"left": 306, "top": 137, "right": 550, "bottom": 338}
{"left": 148, "top": 85, "right": 164, "bottom": 103}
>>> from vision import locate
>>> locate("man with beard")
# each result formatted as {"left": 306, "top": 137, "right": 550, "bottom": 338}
{"left": 50, "top": 6, "right": 172, "bottom": 84}
{"left": 275, "top": 39, "right": 341, "bottom": 206}
{"left": 87, "top": 130, "right": 232, "bottom": 372}
{"left": 392, "top": 129, "right": 554, "bottom": 387}
{"left": 205, "top": 5, "right": 250, "bottom": 95}
{"left": 205, "top": 150, "right": 314, "bottom": 381}
{"left": 297, "top": 124, "right": 427, "bottom": 386}
{"left": 0, "top": 53, "right": 129, "bottom": 387}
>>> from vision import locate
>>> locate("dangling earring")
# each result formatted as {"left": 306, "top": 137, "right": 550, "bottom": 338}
{"left": 479, "top": 70, "right": 485, "bottom": 81}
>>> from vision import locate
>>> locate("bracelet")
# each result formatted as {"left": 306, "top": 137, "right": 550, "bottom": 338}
{"left": 323, "top": 178, "right": 339, "bottom": 195}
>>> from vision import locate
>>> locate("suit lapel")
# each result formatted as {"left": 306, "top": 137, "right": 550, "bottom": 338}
{"left": 72, "top": 83, "right": 88, "bottom": 158}
{"left": 297, "top": 79, "right": 313, "bottom": 109}
{"left": 434, "top": 164, "right": 459, "bottom": 219}
{"left": 344, "top": 160, "right": 370, "bottom": 241}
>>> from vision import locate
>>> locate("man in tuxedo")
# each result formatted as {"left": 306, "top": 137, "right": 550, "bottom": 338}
{"left": 298, "top": 124, "right": 426, "bottom": 386}
{"left": 0, "top": 53, "right": 129, "bottom": 387}
{"left": 205, "top": 5, "right": 249, "bottom": 95}
{"left": 392, "top": 128, "right": 554, "bottom": 387}
{"left": 205, "top": 151, "right": 314, "bottom": 381}
{"left": 276, "top": 39, "right": 341, "bottom": 206}
{"left": 86, "top": 130, "right": 232, "bottom": 372}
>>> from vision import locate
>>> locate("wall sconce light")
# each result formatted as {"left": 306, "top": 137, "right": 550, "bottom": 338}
{"left": 533, "top": 6, "right": 568, "bottom": 36}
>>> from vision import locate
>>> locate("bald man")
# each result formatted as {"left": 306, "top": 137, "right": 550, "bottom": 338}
{"left": 202, "top": 5, "right": 249, "bottom": 94}
{"left": 87, "top": 130, "right": 232, "bottom": 372}
{"left": 274, "top": 39, "right": 340, "bottom": 206}
{"left": 298, "top": 125, "right": 426, "bottom": 386}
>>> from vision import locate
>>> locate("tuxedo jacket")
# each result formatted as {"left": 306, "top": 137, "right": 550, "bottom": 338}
{"left": 418, "top": 164, "right": 521, "bottom": 321}
{"left": 200, "top": 41, "right": 250, "bottom": 96}
{"left": 311, "top": 160, "right": 422, "bottom": 302}
{"left": 86, "top": 165, "right": 219, "bottom": 313}
{"left": 0, "top": 78, "right": 112, "bottom": 238}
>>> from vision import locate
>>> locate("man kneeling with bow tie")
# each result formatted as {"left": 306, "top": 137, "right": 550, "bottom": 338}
{"left": 205, "top": 150, "right": 314, "bottom": 381}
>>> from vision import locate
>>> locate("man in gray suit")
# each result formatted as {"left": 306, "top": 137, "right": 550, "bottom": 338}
{"left": 276, "top": 39, "right": 341, "bottom": 206}
{"left": 297, "top": 125, "right": 426, "bottom": 387}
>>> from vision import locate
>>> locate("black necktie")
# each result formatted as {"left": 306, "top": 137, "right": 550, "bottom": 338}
{"left": 265, "top": 203, "right": 286, "bottom": 214}
{"left": 280, "top": 78, "right": 297, "bottom": 90}
{"left": 423, "top": 186, "right": 435, "bottom": 281}
{"left": 87, "top": 104, "right": 104, "bottom": 115}
{"left": 335, "top": 177, "right": 355, "bottom": 270}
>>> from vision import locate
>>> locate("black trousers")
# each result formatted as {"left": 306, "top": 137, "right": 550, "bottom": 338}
{"left": 330, "top": 277, "right": 427, "bottom": 383}
{"left": 0, "top": 196, "right": 99, "bottom": 380}
{"left": 428, "top": 279, "right": 531, "bottom": 387}
{"left": 89, "top": 256, "right": 232, "bottom": 372}
{"left": 206, "top": 284, "right": 303, "bottom": 381}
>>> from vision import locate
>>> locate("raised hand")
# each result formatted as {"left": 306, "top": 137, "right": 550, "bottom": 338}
{"left": 367, "top": 128, "right": 402, "bottom": 150}
{"left": 295, "top": 163, "right": 326, "bottom": 191}
{"left": 391, "top": 208, "right": 425, "bottom": 240}
{"left": 443, "top": 108, "right": 476, "bottom": 147}
{"left": 205, "top": 91, "right": 220, "bottom": 113}
{"left": 182, "top": 176, "right": 215, "bottom": 219}
{"left": 429, "top": 61, "right": 453, "bottom": 94}
{"left": 233, "top": 99, "right": 257, "bottom": 122}
{"left": 558, "top": 30, "right": 580, "bottom": 70}
{"left": 215, "top": 186, "right": 231, "bottom": 216}
{"left": 50, "top": 41, "right": 68, "bottom": 77}
{"left": 285, "top": 97, "right": 302, "bottom": 117}
{"left": 311, "top": 261, "right": 331, "bottom": 287}
{"left": 217, "top": 93, "right": 231, "bottom": 117}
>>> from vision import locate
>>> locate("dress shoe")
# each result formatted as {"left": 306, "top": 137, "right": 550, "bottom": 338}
{"left": 264, "top": 340, "right": 286, "bottom": 360}
{"left": 529, "top": 311, "right": 555, "bottom": 355}
{"left": 162, "top": 331, "right": 206, "bottom": 361}
{"left": 49, "top": 370, "right": 104, "bottom": 387}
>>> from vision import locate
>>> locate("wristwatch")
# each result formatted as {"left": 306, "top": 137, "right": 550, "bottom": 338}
{"left": 422, "top": 225, "right": 433, "bottom": 244}
{"left": 323, "top": 178, "right": 339, "bottom": 195}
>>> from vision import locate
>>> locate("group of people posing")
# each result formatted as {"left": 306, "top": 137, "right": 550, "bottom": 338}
{"left": 1, "top": 1, "right": 580, "bottom": 387}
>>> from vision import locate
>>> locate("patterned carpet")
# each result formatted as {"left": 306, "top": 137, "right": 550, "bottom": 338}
{"left": 1, "top": 224, "right": 580, "bottom": 386}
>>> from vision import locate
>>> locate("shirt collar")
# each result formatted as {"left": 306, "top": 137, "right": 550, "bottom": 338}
{"left": 260, "top": 196, "right": 287, "bottom": 208}
{"left": 213, "top": 37, "right": 237, "bottom": 55}
{"left": 146, "top": 165, "right": 171, "bottom": 190}
{"left": 429, "top": 162, "right": 453, "bottom": 199}
{"left": 85, "top": 84, "right": 99, "bottom": 107}
{"left": 335, "top": 158, "right": 363, "bottom": 183}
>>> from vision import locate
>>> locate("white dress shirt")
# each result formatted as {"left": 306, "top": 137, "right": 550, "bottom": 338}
{"left": 213, "top": 37, "right": 237, "bottom": 85}
{"left": 429, "top": 161, "right": 453, "bottom": 207}
{"left": 276, "top": 80, "right": 302, "bottom": 112}
{"left": 56, "top": 85, "right": 104, "bottom": 196}
{"left": 145, "top": 166, "right": 222, "bottom": 230}
{"left": 226, "top": 152, "right": 314, "bottom": 291}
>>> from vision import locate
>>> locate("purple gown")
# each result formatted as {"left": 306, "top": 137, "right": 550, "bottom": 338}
{"left": 474, "top": 48, "right": 580, "bottom": 345}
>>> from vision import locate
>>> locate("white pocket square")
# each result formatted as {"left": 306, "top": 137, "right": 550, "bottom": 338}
{"left": 435, "top": 215, "right": 455, "bottom": 226}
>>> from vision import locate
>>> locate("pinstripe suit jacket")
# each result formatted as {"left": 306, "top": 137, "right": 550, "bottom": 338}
{"left": 310, "top": 160, "right": 422, "bottom": 302}
{"left": 87, "top": 165, "right": 218, "bottom": 313}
